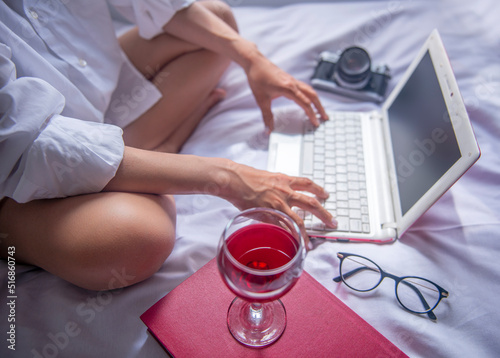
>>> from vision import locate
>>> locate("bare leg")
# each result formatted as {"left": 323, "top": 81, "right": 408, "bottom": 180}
{"left": 0, "top": 1, "right": 240, "bottom": 290}
{"left": 122, "top": 49, "right": 230, "bottom": 152}
{"left": 153, "top": 87, "right": 227, "bottom": 153}
{"left": 121, "top": 0, "right": 238, "bottom": 152}
{"left": 0, "top": 193, "right": 176, "bottom": 290}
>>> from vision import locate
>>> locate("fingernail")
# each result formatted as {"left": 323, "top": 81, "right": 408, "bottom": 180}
{"left": 328, "top": 218, "right": 338, "bottom": 228}
{"left": 318, "top": 112, "right": 329, "bottom": 121}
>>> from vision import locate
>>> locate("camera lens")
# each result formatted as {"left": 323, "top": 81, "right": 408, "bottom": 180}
{"left": 333, "top": 47, "right": 372, "bottom": 90}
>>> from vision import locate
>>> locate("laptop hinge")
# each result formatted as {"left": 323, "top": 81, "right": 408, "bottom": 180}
{"left": 382, "top": 222, "right": 397, "bottom": 229}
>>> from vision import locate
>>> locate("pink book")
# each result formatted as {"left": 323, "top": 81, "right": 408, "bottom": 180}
{"left": 141, "top": 258, "right": 408, "bottom": 357}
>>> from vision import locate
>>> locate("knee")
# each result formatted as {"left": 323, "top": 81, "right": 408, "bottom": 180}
{"left": 116, "top": 195, "right": 176, "bottom": 284}
{"left": 200, "top": 0, "right": 239, "bottom": 32}
{"left": 75, "top": 194, "right": 177, "bottom": 290}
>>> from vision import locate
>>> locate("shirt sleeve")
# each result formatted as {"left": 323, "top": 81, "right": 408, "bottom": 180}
{"left": 0, "top": 43, "right": 124, "bottom": 203}
{"left": 109, "top": 0, "right": 196, "bottom": 39}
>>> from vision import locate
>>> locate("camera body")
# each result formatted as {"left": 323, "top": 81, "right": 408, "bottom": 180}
{"left": 311, "top": 48, "right": 391, "bottom": 103}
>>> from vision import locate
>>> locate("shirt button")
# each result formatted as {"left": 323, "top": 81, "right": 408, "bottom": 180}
{"left": 78, "top": 58, "right": 88, "bottom": 67}
{"left": 29, "top": 9, "right": 39, "bottom": 20}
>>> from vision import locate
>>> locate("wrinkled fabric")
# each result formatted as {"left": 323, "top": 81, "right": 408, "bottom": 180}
{"left": 0, "top": 0, "right": 193, "bottom": 202}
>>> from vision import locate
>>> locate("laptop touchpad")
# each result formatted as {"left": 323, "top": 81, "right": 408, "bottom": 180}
{"left": 268, "top": 134, "right": 302, "bottom": 177}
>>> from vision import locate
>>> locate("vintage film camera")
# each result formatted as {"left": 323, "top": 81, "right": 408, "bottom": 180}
{"left": 311, "top": 47, "right": 391, "bottom": 103}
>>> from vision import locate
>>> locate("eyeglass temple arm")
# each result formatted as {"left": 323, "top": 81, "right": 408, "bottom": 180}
{"left": 333, "top": 266, "right": 378, "bottom": 282}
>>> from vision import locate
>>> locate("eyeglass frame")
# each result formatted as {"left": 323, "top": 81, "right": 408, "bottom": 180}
{"left": 333, "top": 252, "right": 449, "bottom": 321}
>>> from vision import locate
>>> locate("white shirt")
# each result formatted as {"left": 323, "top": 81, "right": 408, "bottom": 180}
{"left": 0, "top": 0, "right": 194, "bottom": 203}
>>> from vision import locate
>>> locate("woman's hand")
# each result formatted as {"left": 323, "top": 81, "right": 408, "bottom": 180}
{"left": 105, "top": 148, "right": 336, "bottom": 244}
{"left": 163, "top": 2, "right": 327, "bottom": 131}
{"left": 220, "top": 161, "right": 337, "bottom": 239}
{"left": 244, "top": 53, "right": 328, "bottom": 132}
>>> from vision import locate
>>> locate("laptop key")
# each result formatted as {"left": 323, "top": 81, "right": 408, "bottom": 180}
{"left": 350, "top": 219, "right": 362, "bottom": 233}
{"left": 362, "top": 223, "right": 371, "bottom": 233}
{"left": 337, "top": 208, "right": 349, "bottom": 216}
{"left": 337, "top": 191, "right": 348, "bottom": 200}
{"left": 337, "top": 201, "right": 348, "bottom": 208}
{"left": 335, "top": 217, "right": 350, "bottom": 232}
{"left": 325, "top": 200, "right": 336, "bottom": 210}
{"left": 349, "top": 209, "right": 361, "bottom": 219}
{"left": 309, "top": 216, "right": 325, "bottom": 231}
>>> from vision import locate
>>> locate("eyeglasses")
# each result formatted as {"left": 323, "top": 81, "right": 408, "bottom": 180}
{"left": 333, "top": 252, "right": 449, "bottom": 321}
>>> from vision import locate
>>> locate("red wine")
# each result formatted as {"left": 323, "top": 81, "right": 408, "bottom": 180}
{"left": 219, "top": 223, "right": 301, "bottom": 302}
{"left": 228, "top": 224, "right": 297, "bottom": 270}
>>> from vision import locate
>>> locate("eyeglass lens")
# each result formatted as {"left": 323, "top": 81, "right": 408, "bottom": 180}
{"left": 396, "top": 277, "right": 441, "bottom": 313}
{"left": 340, "top": 256, "right": 382, "bottom": 291}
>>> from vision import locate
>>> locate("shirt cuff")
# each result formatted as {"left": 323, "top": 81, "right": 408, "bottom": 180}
{"left": 11, "top": 115, "right": 125, "bottom": 203}
{"left": 112, "top": 0, "right": 196, "bottom": 40}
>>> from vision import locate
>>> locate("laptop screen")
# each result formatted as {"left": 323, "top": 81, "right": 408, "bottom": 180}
{"left": 387, "top": 51, "right": 462, "bottom": 215}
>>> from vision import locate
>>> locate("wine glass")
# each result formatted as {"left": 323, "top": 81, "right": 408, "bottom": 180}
{"left": 217, "top": 207, "right": 306, "bottom": 348}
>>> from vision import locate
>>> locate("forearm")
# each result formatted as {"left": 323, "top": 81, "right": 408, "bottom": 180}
{"left": 162, "top": 2, "right": 262, "bottom": 71}
{"left": 103, "top": 146, "right": 236, "bottom": 197}
{"left": 162, "top": 1, "right": 327, "bottom": 129}
{"left": 104, "top": 146, "right": 336, "bottom": 233}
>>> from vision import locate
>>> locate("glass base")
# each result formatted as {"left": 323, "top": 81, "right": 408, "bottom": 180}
{"left": 227, "top": 297, "right": 287, "bottom": 348}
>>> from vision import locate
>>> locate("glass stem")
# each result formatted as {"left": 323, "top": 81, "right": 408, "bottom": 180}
{"left": 249, "top": 302, "right": 263, "bottom": 327}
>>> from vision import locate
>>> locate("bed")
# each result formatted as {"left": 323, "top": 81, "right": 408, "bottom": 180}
{"left": 2, "top": 0, "right": 500, "bottom": 357}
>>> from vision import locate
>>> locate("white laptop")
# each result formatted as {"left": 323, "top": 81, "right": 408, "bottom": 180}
{"left": 267, "top": 30, "right": 480, "bottom": 243}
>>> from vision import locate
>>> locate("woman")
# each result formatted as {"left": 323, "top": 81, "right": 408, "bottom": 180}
{"left": 0, "top": 0, "right": 336, "bottom": 290}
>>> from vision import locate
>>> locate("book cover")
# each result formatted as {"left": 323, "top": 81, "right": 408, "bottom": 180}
{"left": 141, "top": 258, "right": 407, "bottom": 357}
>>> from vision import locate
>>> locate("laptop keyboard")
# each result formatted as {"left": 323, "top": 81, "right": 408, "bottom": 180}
{"left": 297, "top": 112, "right": 371, "bottom": 234}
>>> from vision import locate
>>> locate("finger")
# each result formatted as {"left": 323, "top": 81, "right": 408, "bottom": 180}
{"left": 296, "top": 92, "right": 320, "bottom": 127}
{"left": 288, "top": 191, "right": 337, "bottom": 229}
{"left": 287, "top": 82, "right": 327, "bottom": 126}
{"left": 257, "top": 97, "right": 274, "bottom": 132}
{"left": 283, "top": 85, "right": 319, "bottom": 127}
{"left": 281, "top": 205, "right": 311, "bottom": 250}
{"left": 299, "top": 83, "right": 329, "bottom": 121}
{"left": 289, "top": 176, "right": 329, "bottom": 200}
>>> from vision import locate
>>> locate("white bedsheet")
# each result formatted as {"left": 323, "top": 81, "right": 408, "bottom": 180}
{"left": 2, "top": 1, "right": 500, "bottom": 357}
